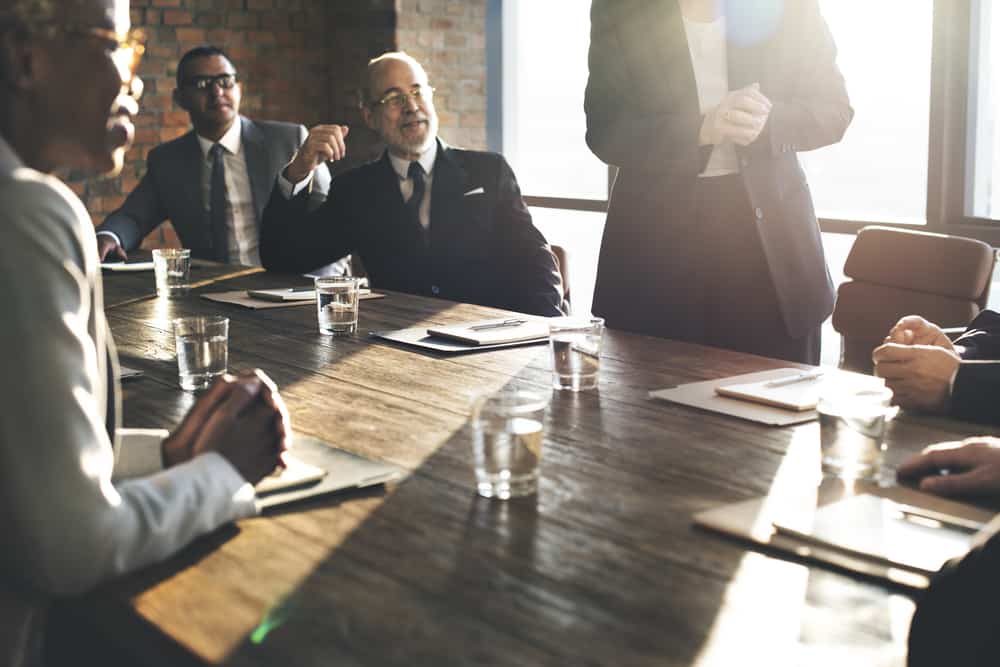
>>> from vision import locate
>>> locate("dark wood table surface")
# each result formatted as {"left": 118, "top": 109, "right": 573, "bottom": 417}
{"left": 69, "top": 269, "right": 997, "bottom": 666}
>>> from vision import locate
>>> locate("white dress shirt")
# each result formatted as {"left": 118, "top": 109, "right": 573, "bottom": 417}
{"left": 0, "top": 135, "right": 257, "bottom": 596}
{"left": 197, "top": 121, "right": 259, "bottom": 265}
{"left": 280, "top": 141, "right": 438, "bottom": 230}
{"left": 683, "top": 14, "right": 740, "bottom": 177}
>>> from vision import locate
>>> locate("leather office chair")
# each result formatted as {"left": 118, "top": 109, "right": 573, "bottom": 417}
{"left": 831, "top": 226, "right": 996, "bottom": 374}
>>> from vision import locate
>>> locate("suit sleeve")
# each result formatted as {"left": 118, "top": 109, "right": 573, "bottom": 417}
{"left": 259, "top": 173, "right": 357, "bottom": 274}
{"left": 492, "top": 156, "right": 563, "bottom": 317}
{"left": 750, "top": 0, "right": 853, "bottom": 157}
{"left": 0, "top": 179, "right": 256, "bottom": 596}
{"left": 296, "top": 124, "right": 333, "bottom": 212}
{"left": 908, "top": 530, "right": 1000, "bottom": 666}
{"left": 584, "top": 1, "right": 710, "bottom": 173}
{"left": 954, "top": 310, "right": 1000, "bottom": 360}
{"left": 95, "top": 155, "right": 168, "bottom": 251}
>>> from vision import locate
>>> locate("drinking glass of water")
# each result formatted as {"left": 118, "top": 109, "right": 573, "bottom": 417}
{"left": 315, "top": 276, "right": 360, "bottom": 336}
{"left": 548, "top": 317, "right": 604, "bottom": 391}
{"left": 173, "top": 316, "right": 229, "bottom": 391}
{"left": 817, "top": 386, "right": 896, "bottom": 480}
{"left": 470, "top": 388, "right": 549, "bottom": 499}
{"left": 152, "top": 248, "right": 191, "bottom": 297}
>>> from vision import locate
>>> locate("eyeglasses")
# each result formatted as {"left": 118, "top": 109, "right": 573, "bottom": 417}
{"left": 36, "top": 24, "right": 145, "bottom": 84}
{"left": 183, "top": 74, "right": 239, "bottom": 92}
{"left": 373, "top": 85, "right": 435, "bottom": 111}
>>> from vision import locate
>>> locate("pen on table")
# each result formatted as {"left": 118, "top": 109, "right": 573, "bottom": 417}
{"left": 764, "top": 370, "right": 825, "bottom": 388}
{"left": 469, "top": 318, "right": 526, "bottom": 331}
{"left": 895, "top": 505, "right": 985, "bottom": 534}
{"left": 286, "top": 286, "right": 315, "bottom": 292}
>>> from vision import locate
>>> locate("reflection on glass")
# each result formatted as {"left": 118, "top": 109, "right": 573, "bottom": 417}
{"left": 800, "top": 1, "right": 933, "bottom": 224}
{"left": 503, "top": 1, "right": 608, "bottom": 200}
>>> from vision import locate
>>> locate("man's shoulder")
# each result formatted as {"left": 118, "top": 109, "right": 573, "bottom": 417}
{"left": 440, "top": 145, "right": 506, "bottom": 171}
{"left": 147, "top": 129, "right": 196, "bottom": 162}
{"left": 0, "top": 170, "right": 90, "bottom": 264}
{"left": 244, "top": 117, "right": 302, "bottom": 140}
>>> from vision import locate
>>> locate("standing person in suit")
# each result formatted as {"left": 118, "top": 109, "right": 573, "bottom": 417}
{"left": 260, "top": 51, "right": 564, "bottom": 317}
{"left": 873, "top": 311, "right": 1000, "bottom": 426}
{"left": 585, "top": 0, "right": 853, "bottom": 363}
{"left": 95, "top": 46, "right": 334, "bottom": 269}
{"left": 0, "top": 0, "right": 288, "bottom": 608}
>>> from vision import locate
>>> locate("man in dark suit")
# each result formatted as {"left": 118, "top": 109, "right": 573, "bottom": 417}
{"left": 874, "top": 311, "right": 1000, "bottom": 426}
{"left": 260, "top": 51, "right": 563, "bottom": 317}
{"left": 96, "top": 46, "right": 331, "bottom": 268}
{"left": 585, "top": 0, "right": 852, "bottom": 363}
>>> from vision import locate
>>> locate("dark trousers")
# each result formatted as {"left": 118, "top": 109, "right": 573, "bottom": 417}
{"left": 660, "top": 174, "right": 821, "bottom": 365}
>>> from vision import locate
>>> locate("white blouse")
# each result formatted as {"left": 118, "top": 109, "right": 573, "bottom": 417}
{"left": 682, "top": 14, "right": 740, "bottom": 177}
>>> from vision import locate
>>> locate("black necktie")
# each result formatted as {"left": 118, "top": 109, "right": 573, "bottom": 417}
{"left": 209, "top": 143, "right": 229, "bottom": 262}
{"left": 406, "top": 161, "right": 426, "bottom": 229}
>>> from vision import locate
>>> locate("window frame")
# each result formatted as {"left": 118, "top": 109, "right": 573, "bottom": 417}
{"left": 489, "top": 0, "right": 1000, "bottom": 245}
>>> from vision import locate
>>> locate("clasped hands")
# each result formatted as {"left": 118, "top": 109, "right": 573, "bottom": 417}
{"left": 161, "top": 369, "right": 291, "bottom": 485}
{"left": 700, "top": 82, "right": 772, "bottom": 147}
{"left": 872, "top": 315, "right": 960, "bottom": 414}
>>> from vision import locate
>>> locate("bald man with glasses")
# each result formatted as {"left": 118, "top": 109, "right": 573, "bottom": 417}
{"left": 261, "top": 51, "right": 564, "bottom": 317}
{"left": 95, "top": 45, "right": 337, "bottom": 271}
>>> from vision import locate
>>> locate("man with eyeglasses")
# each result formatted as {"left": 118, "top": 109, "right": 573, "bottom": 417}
{"left": 0, "top": 2, "right": 290, "bottom": 658}
{"left": 261, "top": 51, "right": 564, "bottom": 317}
{"left": 95, "top": 45, "right": 335, "bottom": 270}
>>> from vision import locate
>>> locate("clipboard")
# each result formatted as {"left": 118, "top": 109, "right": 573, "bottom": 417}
{"left": 201, "top": 290, "right": 384, "bottom": 310}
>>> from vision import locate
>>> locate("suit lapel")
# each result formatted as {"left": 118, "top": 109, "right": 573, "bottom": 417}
{"left": 652, "top": 2, "right": 702, "bottom": 115}
{"left": 428, "top": 140, "right": 470, "bottom": 251}
{"left": 240, "top": 117, "right": 272, "bottom": 228}
{"left": 175, "top": 131, "right": 207, "bottom": 245}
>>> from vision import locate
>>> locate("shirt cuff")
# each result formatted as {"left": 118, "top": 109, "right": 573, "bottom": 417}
{"left": 96, "top": 230, "right": 122, "bottom": 247}
{"left": 277, "top": 170, "right": 313, "bottom": 199}
{"left": 197, "top": 451, "right": 259, "bottom": 520}
{"left": 112, "top": 428, "right": 169, "bottom": 480}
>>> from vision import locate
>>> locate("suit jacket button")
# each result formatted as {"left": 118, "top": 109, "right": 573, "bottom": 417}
{"left": 754, "top": 207, "right": 764, "bottom": 220}
{"left": 431, "top": 285, "right": 440, "bottom": 295}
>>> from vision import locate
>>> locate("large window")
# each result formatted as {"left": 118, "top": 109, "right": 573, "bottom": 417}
{"left": 500, "top": 0, "right": 607, "bottom": 202}
{"left": 968, "top": 0, "right": 1000, "bottom": 219}
{"left": 800, "top": 1, "right": 934, "bottom": 225}
{"left": 491, "top": 0, "right": 1000, "bottom": 314}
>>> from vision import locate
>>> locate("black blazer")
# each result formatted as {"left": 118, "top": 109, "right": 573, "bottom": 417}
{"left": 260, "top": 140, "right": 563, "bottom": 317}
{"left": 585, "top": 0, "right": 853, "bottom": 339}
{"left": 97, "top": 117, "right": 330, "bottom": 261}
{"left": 950, "top": 310, "right": 1000, "bottom": 425}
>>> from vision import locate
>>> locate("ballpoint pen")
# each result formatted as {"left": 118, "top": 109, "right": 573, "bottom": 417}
{"left": 894, "top": 504, "right": 986, "bottom": 534}
{"left": 764, "top": 370, "right": 825, "bottom": 388}
{"left": 469, "top": 318, "right": 527, "bottom": 331}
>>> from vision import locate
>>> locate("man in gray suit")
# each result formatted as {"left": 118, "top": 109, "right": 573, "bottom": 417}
{"left": 96, "top": 46, "right": 332, "bottom": 267}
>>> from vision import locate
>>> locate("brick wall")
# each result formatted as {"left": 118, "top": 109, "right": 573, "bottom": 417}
{"left": 67, "top": 0, "right": 488, "bottom": 246}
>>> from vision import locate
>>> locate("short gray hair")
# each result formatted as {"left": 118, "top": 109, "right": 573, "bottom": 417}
{"left": 365, "top": 51, "right": 428, "bottom": 105}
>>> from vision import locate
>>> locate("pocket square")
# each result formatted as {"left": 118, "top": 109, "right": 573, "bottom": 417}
{"left": 463, "top": 187, "right": 485, "bottom": 196}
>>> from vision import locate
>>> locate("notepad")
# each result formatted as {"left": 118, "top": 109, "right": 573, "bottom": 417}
{"left": 255, "top": 455, "right": 327, "bottom": 494}
{"left": 772, "top": 494, "right": 978, "bottom": 577}
{"left": 426, "top": 318, "right": 550, "bottom": 346}
{"left": 715, "top": 368, "right": 827, "bottom": 411}
{"left": 246, "top": 287, "right": 317, "bottom": 302}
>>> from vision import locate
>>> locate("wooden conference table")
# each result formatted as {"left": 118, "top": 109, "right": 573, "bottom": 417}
{"left": 62, "top": 266, "right": 997, "bottom": 666}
